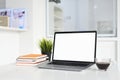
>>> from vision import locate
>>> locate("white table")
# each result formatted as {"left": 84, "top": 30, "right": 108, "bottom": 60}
{"left": 0, "top": 62, "right": 120, "bottom": 80}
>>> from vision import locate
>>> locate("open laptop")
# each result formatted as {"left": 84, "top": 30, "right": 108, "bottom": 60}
{"left": 38, "top": 31, "right": 97, "bottom": 71}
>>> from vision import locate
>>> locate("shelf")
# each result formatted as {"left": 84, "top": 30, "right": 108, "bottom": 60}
{"left": 0, "top": 26, "right": 27, "bottom": 32}
{"left": 54, "top": 27, "right": 62, "bottom": 31}
{"left": 0, "top": 9, "right": 26, "bottom": 32}
{"left": 53, "top": 3, "right": 62, "bottom": 12}
{"left": 48, "top": 2, "right": 63, "bottom": 37}
{"left": 54, "top": 6, "right": 62, "bottom": 12}
{"left": 54, "top": 15, "right": 63, "bottom": 21}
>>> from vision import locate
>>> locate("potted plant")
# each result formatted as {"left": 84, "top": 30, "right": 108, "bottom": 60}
{"left": 39, "top": 38, "right": 53, "bottom": 60}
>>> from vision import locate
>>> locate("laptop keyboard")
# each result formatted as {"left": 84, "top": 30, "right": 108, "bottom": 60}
{"left": 49, "top": 64, "right": 86, "bottom": 70}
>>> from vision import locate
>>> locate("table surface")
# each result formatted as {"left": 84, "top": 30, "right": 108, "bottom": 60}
{"left": 0, "top": 62, "right": 120, "bottom": 80}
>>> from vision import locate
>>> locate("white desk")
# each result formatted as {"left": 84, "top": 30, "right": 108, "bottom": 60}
{"left": 0, "top": 62, "right": 120, "bottom": 80}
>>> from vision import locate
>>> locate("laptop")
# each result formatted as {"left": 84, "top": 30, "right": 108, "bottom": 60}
{"left": 38, "top": 31, "right": 97, "bottom": 71}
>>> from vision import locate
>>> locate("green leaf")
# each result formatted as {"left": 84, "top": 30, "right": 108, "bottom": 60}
{"left": 39, "top": 38, "right": 53, "bottom": 54}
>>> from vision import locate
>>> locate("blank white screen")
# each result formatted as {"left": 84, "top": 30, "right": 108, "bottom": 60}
{"left": 53, "top": 32, "right": 96, "bottom": 62}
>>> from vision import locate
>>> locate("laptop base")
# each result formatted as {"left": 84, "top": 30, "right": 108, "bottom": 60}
{"left": 37, "top": 61, "right": 93, "bottom": 72}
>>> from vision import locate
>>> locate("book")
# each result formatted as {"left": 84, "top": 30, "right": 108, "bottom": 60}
{"left": 16, "top": 60, "right": 46, "bottom": 66}
{"left": 17, "top": 54, "right": 47, "bottom": 59}
{"left": 16, "top": 58, "right": 47, "bottom": 64}
{"left": 16, "top": 54, "right": 48, "bottom": 66}
{"left": 16, "top": 57, "right": 47, "bottom": 63}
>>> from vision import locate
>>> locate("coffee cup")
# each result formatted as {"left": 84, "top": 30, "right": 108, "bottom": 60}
{"left": 95, "top": 58, "right": 111, "bottom": 71}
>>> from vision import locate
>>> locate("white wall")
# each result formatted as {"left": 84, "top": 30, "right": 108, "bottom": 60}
{"left": 0, "top": 0, "right": 22, "bottom": 65}
{"left": 117, "top": 0, "right": 120, "bottom": 67}
{"left": 0, "top": 31, "right": 19, "bottom": 65}
{"left": 0, "top": 0, "right": 46, "bottom": 65}
{"left": 0, "top": 0, "right": 5, "bottom": 9}
{"left": 32, "top": 0, "right": 46, "bottom": 53}
{"left": 6, "top": 0, "right": 46, "bottom": 55}
{"left": 4, "top": 0, "right": 34, "bottom": 65}
{"left": 6, "top": 0, "right": 34, "bottom": 54}
{"left": 97, "top": 39, "right": 117, "bottom": 60}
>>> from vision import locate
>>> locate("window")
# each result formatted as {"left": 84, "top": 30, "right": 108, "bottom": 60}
{"left": 47, "top": 0, "right": 117, "bottom": 37}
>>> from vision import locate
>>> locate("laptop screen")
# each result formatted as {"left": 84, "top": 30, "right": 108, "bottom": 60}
{"left": 52, "top": 31, "right": 97, "bottom": 63}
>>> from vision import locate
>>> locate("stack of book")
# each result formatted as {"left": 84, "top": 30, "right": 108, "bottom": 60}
{"left": 16, "top": 54, "right": 48, "bottom": 66}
